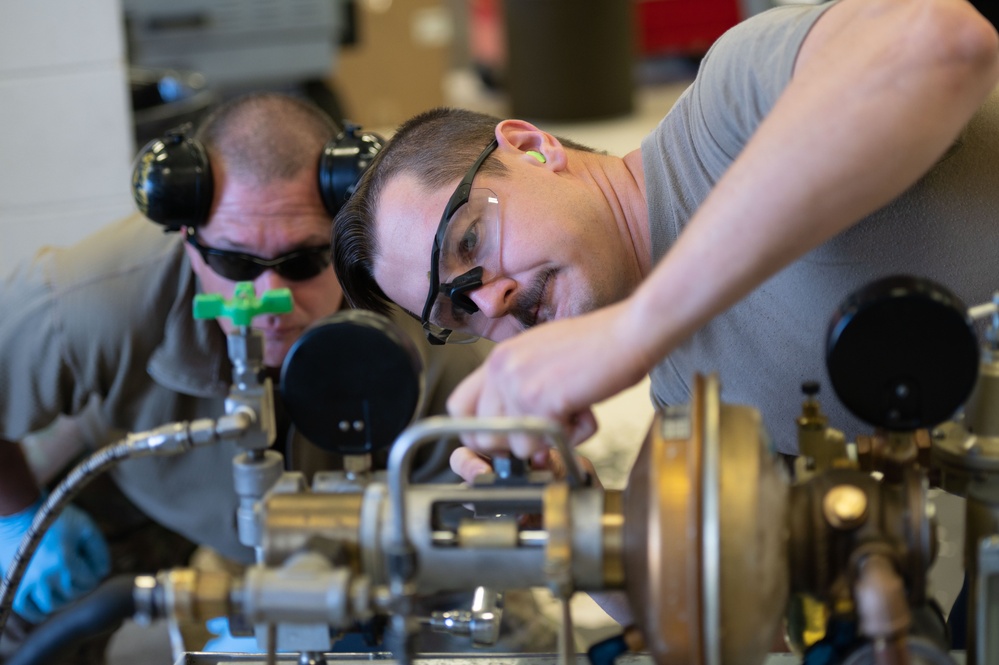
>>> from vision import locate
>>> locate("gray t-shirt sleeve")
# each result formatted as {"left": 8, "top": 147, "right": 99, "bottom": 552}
{"left": 693, "top": 3, "right": 834, "bottom": 165}
{"left": 639, "top": 1, "right": 999, "bottom": 453}
{"left": 640, "top": 3, "right": 834, "bottom": 414}
{"left": 642, "top": 3, "right": 834, "bottom": 267}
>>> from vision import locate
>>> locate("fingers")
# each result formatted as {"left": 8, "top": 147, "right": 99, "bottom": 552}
{"left": 446, "top": 339, "right": 605, "bottom": 470}
{"left": 566, "top": 409, "right": 598, "bottom": 447}
{"left": 505, "top": 430, "right": 551, "bottom": 461}
{"left": 446, "top": 363, "right": 485, "bottom": 417}
{"left": 575, "top": 454, "right": 603, "bottom": 489}
{"left": 448, "top": 366, "right": 516, "bottom": 455}
{"left": 61, "top": 505, "right": 111, "bottom": 589}
{"left": 448, "top": 363, "right": 586, "bottom": 461}
{"left": 16, "top": 583, "right": 51, "bottom": 624}
{"left": 76, "top": 525, "right": 112, "bottom": 579}
{"left": 544, "top": 449, "right": 602, "bottom": 487}
{"left": 450, "top": 446, "right": 493, "bottom": 483}
{"left": 16, "top": 565, "right": 77, "bottom": 623}
{"left": 450, "top": 443, "right": 600, "bottom": 486}
{"left": 12, "top": 506, "right": 111, "bottom": 623}
{"left": 64, "top": 552, "right": 102, "bottom": 593}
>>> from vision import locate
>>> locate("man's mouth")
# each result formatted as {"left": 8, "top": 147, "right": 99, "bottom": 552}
{"left": 534, "top": 271, "right": 556, "bottom": 325}
{"left": 513, "top": 268, "right": 557, "bottom": 329}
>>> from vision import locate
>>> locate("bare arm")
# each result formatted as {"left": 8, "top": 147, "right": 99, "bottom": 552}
{"left": 626, "top": 0, "right": 999, "bottom": 372}
{"left": 447, "top": 0, "right": 999, "bottom": 470}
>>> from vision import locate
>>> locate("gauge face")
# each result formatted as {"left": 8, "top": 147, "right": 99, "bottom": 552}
{"left": 280, "top": 310, "right": 422, "bottom": 455}
{"left": 826, "top": 275, "right": 979, "bottom": 431}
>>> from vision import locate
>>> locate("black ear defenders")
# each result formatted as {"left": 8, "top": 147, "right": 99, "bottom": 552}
{"left": 131, "top": 125, "right": 212, "bottom": 233}
{"left": 131, "top": 122, "right": 384, "bottom": 232}
{"left": 318, "top": 122, "right": 385, "bottom": 216}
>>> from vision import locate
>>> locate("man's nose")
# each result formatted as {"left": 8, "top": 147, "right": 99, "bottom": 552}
{"left": 254, "top": 268, "right": 290, "bottom": 294}
{"left": 468, "top": 276, "right": 516, "bottom": 318}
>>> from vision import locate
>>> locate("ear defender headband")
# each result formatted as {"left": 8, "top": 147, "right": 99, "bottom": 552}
{"left": 131, "top": 122, "right": 385, "bottom": 232}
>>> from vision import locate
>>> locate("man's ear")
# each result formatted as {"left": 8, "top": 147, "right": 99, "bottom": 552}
{"left": 495, "top": 119, "right": 567, "bottom": 170}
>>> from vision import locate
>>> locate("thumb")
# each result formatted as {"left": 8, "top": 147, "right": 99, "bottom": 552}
{"left": 450, "top": 446, "right": 492, "bottom": 484}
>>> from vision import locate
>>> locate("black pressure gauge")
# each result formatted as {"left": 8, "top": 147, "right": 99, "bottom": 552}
{"left": 280, "top": 310, "right": 423, "bottom": 455}
{"left": 826, "top": 275, "right": 979, "bottom": 431}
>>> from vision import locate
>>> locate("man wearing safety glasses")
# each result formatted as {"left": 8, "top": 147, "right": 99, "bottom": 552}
{"left": 333, "top": 0, "right": 999, "bottom": 486}
{"left": 0, "top": 93, "right": 490, "bottom": 648}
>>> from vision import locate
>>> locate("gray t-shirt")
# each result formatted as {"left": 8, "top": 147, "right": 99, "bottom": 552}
{"left": 642, "top": 4, "right": 999, "bottom": 453}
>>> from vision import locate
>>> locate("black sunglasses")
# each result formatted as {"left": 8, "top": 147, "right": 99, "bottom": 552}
{"left": 421, "top": 138, "right": 499, "bottom": 345}
{"left": 185, "top": 230, "right": 332, "bottom": 282}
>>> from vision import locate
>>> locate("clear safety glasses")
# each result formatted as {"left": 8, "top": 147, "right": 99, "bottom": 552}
{"left": 421, "top": 139, "right": 503, "bottom": 345}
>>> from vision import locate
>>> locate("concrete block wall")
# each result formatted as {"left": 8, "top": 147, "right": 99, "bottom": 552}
{"left": 0, "top": 0, "right": 135, "bottom": 267}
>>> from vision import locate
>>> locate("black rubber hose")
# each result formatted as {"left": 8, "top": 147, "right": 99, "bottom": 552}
{"left": 5, "top": 575, "right": 136, "bottom": 665}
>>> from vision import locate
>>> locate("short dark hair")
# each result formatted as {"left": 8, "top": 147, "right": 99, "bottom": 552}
{"left": 332, "top": 106, "right": 596, "bottom": 316}
{"left": 196, "top": 92, "right": 338, "bottom": 187}
{"left": 332, "top": 108, "right": 505, "bottom": 315}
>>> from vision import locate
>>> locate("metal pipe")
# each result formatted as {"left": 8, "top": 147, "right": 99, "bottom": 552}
{"left": 0, "top": 414, "right": 251, "bottom": 635}
{"left": 386, "top": 416, "right": 570, "bottom": 552}
{"left": 964, "top": 481, "right": 999, "bottom": 665}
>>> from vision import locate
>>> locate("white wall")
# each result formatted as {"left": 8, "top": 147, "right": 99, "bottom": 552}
{"left": 0, "top": 0, "right": 135, "bottom": 267}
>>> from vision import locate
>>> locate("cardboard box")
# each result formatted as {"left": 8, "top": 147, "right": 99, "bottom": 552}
{"left": 331, "top": 0, "right": 453, "bottom": 131}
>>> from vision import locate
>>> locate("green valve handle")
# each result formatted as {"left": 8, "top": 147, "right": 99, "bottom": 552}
{"left": 193, "top": 282, "right": 293, "bottom": 327}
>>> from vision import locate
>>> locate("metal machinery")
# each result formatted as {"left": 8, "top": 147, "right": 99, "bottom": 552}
{"left": 3, "top": 275, "right": 999, "bottom": 665}
{"left": 122, "top": 0, "right": 351, "bottom": 133}
{"left": 122, "top": 0, "right": 347, "bottom": 94}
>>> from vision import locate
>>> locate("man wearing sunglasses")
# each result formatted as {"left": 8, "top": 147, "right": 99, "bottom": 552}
{"left": 333, "top": 0, "right": 999, "bottom": 484}
{"left": 0, "top": 92, "right": 490, "bottom": 649}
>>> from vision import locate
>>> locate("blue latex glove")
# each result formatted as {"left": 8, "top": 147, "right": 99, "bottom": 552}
{"left": 0, "top": 499, "right": 111, "bottom": 623}
{"left": 204, "top": 616, "right": 263, "bottom": 652}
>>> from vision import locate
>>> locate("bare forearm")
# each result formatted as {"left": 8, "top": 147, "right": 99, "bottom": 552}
{"left": 627, "top": 0, "right": 999, "bottom": 369}
{"left": 0, "top": 438, "right": 41, "bottom": 515}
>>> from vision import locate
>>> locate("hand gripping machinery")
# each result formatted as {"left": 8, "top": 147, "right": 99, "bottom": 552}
{"left": 4, "top": 275, "right": 999, "bottom": 665}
